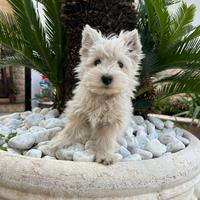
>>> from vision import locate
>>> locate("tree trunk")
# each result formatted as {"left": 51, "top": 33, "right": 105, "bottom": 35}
{"left": 133, "top": 73, "right": 155, "bottom": 118}
{"left": 54, "top": 84, "right": 69, "bottom": 113}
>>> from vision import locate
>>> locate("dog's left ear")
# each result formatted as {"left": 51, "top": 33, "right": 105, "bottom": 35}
{"left": 120, "top": 29, "right": 143, "bottom": 63}
{"left": 80, "top": 25, "right": 101, "bottom": 56}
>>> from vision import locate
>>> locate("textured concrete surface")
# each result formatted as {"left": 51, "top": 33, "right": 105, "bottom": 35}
{"left": 0, "top": 131, "right": 199, "bottom": 200}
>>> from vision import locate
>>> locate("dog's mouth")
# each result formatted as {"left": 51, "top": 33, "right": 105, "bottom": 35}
{"left": 88, "top": 85, "right": 122, "bottom": 96}
{"left": 102, "top": 85, "right": 110, "bottom": 89}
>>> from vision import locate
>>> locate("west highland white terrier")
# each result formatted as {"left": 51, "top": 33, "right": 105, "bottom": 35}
{"left": 47, "top": 25, "right": 143, "bottom": 164}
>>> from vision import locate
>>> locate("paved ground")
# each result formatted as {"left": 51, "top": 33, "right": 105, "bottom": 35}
{"left": 0, "top": 113, "right": 9, "bottom": 117}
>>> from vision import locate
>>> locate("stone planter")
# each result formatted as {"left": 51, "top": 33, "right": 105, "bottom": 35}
{"left": 0, "top": 131, "right": 200, "bottom": 200}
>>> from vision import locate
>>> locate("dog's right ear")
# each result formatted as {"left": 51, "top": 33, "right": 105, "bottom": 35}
{"left": 80, "top": 25, "right": 100, "bottom": 56}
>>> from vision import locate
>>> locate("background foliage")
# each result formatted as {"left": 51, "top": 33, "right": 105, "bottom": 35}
{"left": 134, "top": 0, "right": 200, "bottom": 117}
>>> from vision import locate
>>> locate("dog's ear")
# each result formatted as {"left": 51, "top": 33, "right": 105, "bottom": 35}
{"left": 80, "top": 25, "right": 100, "bottom": 56}
{"left": 120, "top": 29, "right": 143, "bottom": 63}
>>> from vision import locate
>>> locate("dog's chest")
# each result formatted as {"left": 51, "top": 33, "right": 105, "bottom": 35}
{"left": 85, "top": 97, "right": 122, "bottom": 127}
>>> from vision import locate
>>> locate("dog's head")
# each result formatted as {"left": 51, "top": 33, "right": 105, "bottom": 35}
{"left": 76, "top": 25, "right": 143, "bottom": 96}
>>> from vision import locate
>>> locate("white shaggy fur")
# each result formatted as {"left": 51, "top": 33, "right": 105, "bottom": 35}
{"left": 47, "top": 25, "right": 143, "bottom": 164}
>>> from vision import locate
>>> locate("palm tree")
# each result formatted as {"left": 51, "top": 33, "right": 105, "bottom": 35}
{"left": 134, "top": 0, "right": 200, "bottom": 116}
{"left": 0, "top": 0, "right": 67, "bottom": 111}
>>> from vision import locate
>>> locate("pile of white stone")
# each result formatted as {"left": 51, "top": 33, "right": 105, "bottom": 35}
{"left": 0, "top": 107, "right": 190, "bottom": 162}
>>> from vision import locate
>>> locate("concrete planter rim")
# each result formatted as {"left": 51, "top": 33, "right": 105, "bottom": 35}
{"left": 0, "top": 131, "right": 200, "bottom": 199}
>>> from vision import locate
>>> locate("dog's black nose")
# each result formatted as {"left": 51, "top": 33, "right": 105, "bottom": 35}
{"left": 101, "top": 75, "right": 113, "bottom": 85}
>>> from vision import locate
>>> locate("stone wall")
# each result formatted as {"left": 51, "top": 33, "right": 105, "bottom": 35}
{"left": 12, "top": 67, "right": 25, "bottom": 103}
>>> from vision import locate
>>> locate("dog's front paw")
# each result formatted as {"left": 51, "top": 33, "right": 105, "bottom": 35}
{"left": 95, "top": 152, "right": 117, "bottom": 165}
{"left": 38, "top": 145, "right": 56, "bottom": 157}
{"left": 38, "top": 141, "right": 59, "bottom": 157}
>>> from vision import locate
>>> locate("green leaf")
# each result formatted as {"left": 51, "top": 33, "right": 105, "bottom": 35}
{"left": 167, "top": 3, "right": 196, "bottom": 50}
{"left": 0, "top": 146, "right": 7, "bottom": 151}
{"left": 192, "top": 106, "right": 200, "bottom": 121}
{"left": 5, "top": 132, "right": 17, "bottom": 143}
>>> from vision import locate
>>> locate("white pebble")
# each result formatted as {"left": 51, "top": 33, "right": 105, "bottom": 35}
{"left": 115, "top": 153, "right": 123, "bottom": 161}
{"left": 136, "top": 130, "right": 147, "bottom": 136}
{"left": 20, "top": 111, "right": 32, "bottom": 120}
{"left": 136, "top": 134, "right": 150, "bottom": 149}
{"left": 158, "top": 133, "right": 176, "bottom": 145}
{"left": 125, "top": 127, "right": 134, "bottom": 137}
{"left": 8, "top": 133, "right": 35, "bottom": 150}
{"left": 25, "top": 149, "right": 42, "bottom": 158}
{"left": 163, "top": 128, "right": 176, "bottom": 136}
{"left": 7, "top": 148, "right": 21, "bottom": 155}
{"left": 132, "top": 116, "right": 144, "bottom": 125}
{"left": 47, "top": 109, "right": 59, "bottom": 118}
{"left": 2, "top": 143, "right": 8, "bottom": 148}
{"left": 0, "top": 140, "right": 5, "bottom": 146}
{"left": 25, "top": 113, "right": 44, "bottom": 128}
{"left": 40, "top": 108, "right": 49, "bottom": 115}
{"left": 43, "top": 156, "right": 56, "bottom": 160}
{"left": 59, "top": 112, "right": 66, "bottom": 119}
{"left": 73, "top": 150, "right": 95, "bottom": 162}
{"left": 122, "top": 154, "right": 142, "bottom": 161}
{"left": 56, "top": 148, "right": 74, "bottom": 160}
{"left": 117, "top": 137, "right": 128, "bottom": 148}
{"left": 176, "top": 135, "right": 190, "bottom": 145}
{"left": 32, "top": 130, "right": 50, "bottom": 143}
{"left": 0, "top": 126, "right": 12, "bottom": 136}
{"left": 29, "top": 126, "right": 47, "bottom": 133}
{"left": 136, "top": 124, "right": 146, "bottom": 132}
{"left": 41, "top": 118, "right": 64, "bottom": 129}
{"left": 149, "top": 116, "right": 164, "bottom": 130}
{"left": 45, "top": 114, "right": 55, "bottom": 119}
{"left": 174, "top": 127, "right": 184, "bottom": 136}
{"left": 5, "top": 119, "right": 22, "bottom": 130}
{"left": 118, "top": 146, "right": 131, "bottom": 158}
{"left": 16, "top": 127, "right": 29, "bottom": 135}
{"left": 32, "top": 107, "right": 41, "bottom": 113}
{"left": 145, "top": 120, "right": 156, "bottom": 134}
{"left": 145, "top": 139, "right": 166, "bottom": 157}
{"left": 148, "top": 131, "right": 159, "bottom": 140}
{"left": 134, "top": 148, "right": 153, "bottom": 160}
{"left": 67, "top": 143, "right": 85, "bottom": 152}
{"left": 167, "top": 140, "right": 185, "bottom": 152}
{"left": 165, "top": 120, "right": 174, "bottom": 129}
{"left": 129, "top": 119, "right": 138, "bottom": 129}
{"left": 125, "top": 136, "right": 139, "bottom": 152}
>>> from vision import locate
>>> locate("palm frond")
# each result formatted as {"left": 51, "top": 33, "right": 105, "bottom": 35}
{"left": 166, "top": 2, "right": 196, "bottom": 50}
{"left": 151, "top": 0, "right": 170, "bottom": 49}
{"left": 156, "top": 71, "right": 200, "bottom": 99}
{"left": 0, "top": 11, "right": 33, "bottom": 60}
{"left": 8, "top": 0, "right": 51, "bottom": 70}
{"left": 39, "top": 0, "right": 66, "bottom": 81}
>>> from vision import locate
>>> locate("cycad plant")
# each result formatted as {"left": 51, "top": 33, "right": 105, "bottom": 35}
{"left": 134, "top": 0, "right": 200, "bottom": 116}
{"left": 0, "top": 0, "right": 67, "bottom": 111}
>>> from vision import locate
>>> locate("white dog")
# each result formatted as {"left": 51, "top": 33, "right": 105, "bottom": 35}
{"left": 46, "top": 25, "right": 143, "bottom": 164}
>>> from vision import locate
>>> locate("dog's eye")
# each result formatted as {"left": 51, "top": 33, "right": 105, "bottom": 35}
{"left": 118, "top": 61, "right": 124, "bottom": 68}
{"left": 94, "top": 59, "right": 101, "bottom": 66}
